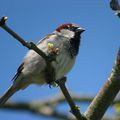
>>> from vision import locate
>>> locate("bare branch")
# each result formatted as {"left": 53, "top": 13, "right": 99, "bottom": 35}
{"left": 0, "top": 17, "right": 48, "bottom": 61}
{"left": 1, "top": 102, "right": 74, "bottom": 120}
{"left": 1, "top": 93, "right": 93, "bottom": 120}
{"left": 56, "top": 78, "right": 86, "bottom": 120}
{"left": 0, "top": 93, "right": 119, "bottom": 120}
{"left": 84, "top": 48, "right": 120, "bottom": 120}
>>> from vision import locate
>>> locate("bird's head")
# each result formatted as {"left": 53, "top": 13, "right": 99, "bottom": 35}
{"left": 55, "top": 23, "right": 85, "bottom": 56}
{"left": 55, "top": 23, "right": 85, "bottom": 38}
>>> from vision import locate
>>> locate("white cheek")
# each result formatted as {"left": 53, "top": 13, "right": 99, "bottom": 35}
{"left": 60, "top": 29, "right": 75, "bottom": 38}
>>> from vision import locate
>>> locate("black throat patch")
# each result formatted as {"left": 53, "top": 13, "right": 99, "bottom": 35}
{"left": 69, "top": 33, "right": 80, "bottom": 57}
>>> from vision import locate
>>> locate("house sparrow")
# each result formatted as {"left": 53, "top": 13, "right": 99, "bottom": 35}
{"left": 0, "top": 23, "right": 85, "bottom": 106}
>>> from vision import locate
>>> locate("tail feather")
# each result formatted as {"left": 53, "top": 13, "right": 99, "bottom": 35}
{"left": 0, "top": 85, "right": 18, "bottom": 106}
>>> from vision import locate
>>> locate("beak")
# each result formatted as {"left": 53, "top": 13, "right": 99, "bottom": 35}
{"left": 77, "top": 27, "right": 85, "bottom": 33}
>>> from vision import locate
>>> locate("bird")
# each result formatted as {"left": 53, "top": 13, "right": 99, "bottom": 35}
{"left": 0, "top": 23, "right": 85, "bottom": 106}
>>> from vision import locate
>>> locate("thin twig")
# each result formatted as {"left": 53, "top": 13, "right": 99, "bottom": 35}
{"left": 0, "top": 17, "right": 48, "bottom": 61}
{"left": 56, "top": 77, "right": 86, "bottom": 120}
{"left": 84, "top": 48, "right": 120, "bottom": 120}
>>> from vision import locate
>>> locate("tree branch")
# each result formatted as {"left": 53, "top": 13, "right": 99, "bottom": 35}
{"left": 0, "top": 17, "right": 48, "bottom": 61}
{"left": 1, "top": 93, "right": 91, "bottom": 120}
{"left": 55, "top": 78, "right": 86, "bottom": 120}
{"left": 84, "top": 48, "right": 120, "bottom": 120}
{"left": 1, "top": 102, "right": 74, "bottom": 120}
{"left": 0, "top": 93, "right": 119, "bottom": 120}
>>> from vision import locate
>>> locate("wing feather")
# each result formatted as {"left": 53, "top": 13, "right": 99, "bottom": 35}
{"left": 12, "top": 62, "right": 24, "bottom": 81}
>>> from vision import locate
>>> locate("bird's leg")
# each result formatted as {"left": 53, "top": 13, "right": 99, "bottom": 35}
{"left": 55, "top": 76, "right": 67, "bottom": 84}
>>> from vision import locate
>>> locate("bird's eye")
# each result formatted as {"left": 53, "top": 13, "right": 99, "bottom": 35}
{"left": 63, "top": 25, "right": 69, "bottom": 29}
{"left": 71, "top": 27, "right": 78, "bottom": 31}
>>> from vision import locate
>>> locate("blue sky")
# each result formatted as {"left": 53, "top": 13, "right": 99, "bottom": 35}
{"left": 0, "top": 0, "right": 120, "bottom": 120}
